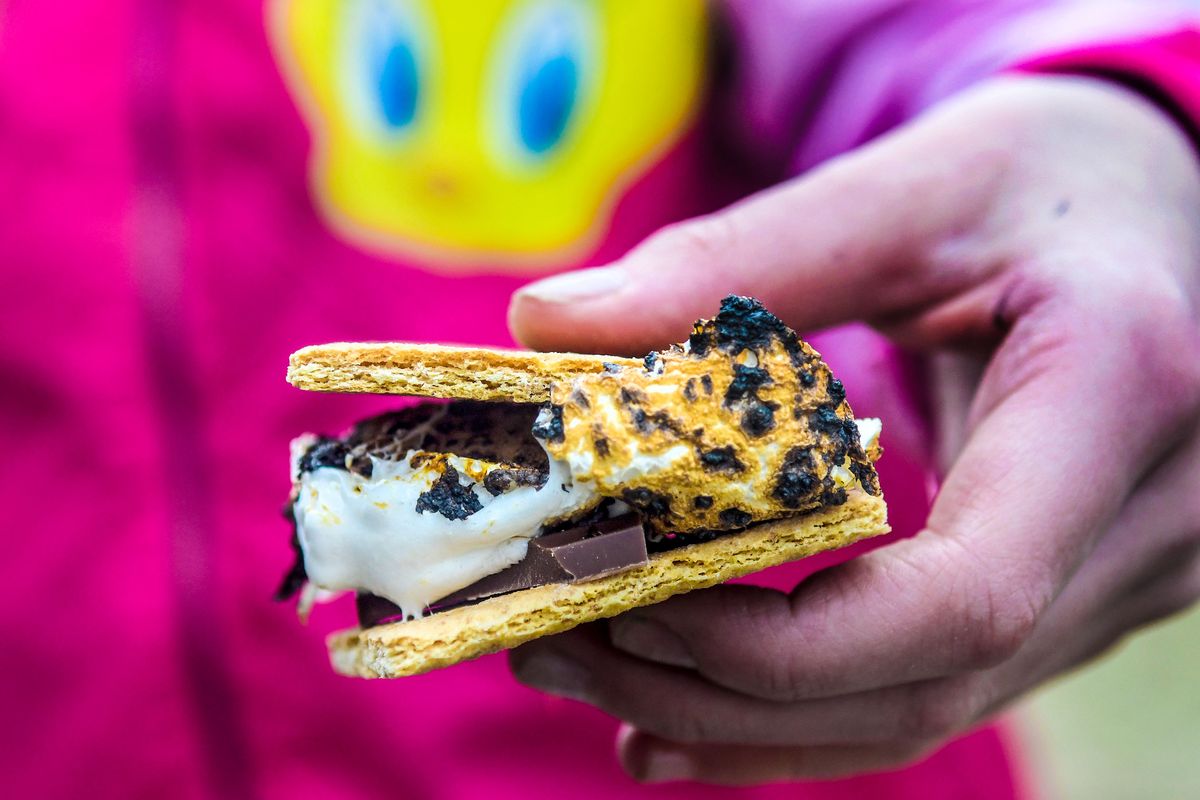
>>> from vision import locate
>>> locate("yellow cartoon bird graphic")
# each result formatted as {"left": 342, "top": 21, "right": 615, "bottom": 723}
{"left": 269, "top": 0, "right": 706, "bottom": 268}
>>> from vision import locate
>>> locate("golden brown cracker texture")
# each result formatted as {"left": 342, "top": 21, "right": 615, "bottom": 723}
{"left": 288, "top": 343, "right": 640, "bottom": 403}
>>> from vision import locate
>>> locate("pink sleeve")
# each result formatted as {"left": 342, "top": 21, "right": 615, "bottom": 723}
{"left": 718, "top": 0, "right": 1198, "bottom": 172}
{"left": 1016, "top": 29, "right": 1200, "bottom": 145}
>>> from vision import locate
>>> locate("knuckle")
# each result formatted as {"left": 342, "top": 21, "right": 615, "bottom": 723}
{"left": 1172, "top": 355, "right": 1200, "bottom": 423}
{"left": 711, "top": 588, "right": 811, "bottom": 701}
{"left": 900, "top": 695, "right": 961, "bottom": 740}
{"left": 1190, "top": 475, "right": 1200, "bottom": 530}
{"left": 962, "top": 586, "right": 1040, "bottom": 668}
{"left": 1079, "top": 278, "right": 1200, "bottom": 418}
{"left": 651, "top": 214, "right": 741, "bottom": 264}
{"left": 1158, "top": 556, "right": 1200, "bottom": 620}
{"left": 1181, "top": 561, "right": 1200, "bottom": 608}
{"left": 922, "top": 538, "right": 1045, "bottom": 671}
{"left": 953, "top": 562, "right": 1045, "bottom": 669}
{"left": 885, "top": 738, "right": 943, "bottom": 772}
{"left": 1182, "top": 489, "right": 1200, "bottom": 543}
{"left": 755, "top": 653, "right": 808, "bottom": 703}
{"left": 1018, "top": 271, "right": 1200, "bottom": 423}
{"left": 1136, "top": 310, "right": 1200, "bottom": 421}
{"left": 651, "top": 703, "right": 714, "bottom": 745}
{"left": 898, "top": 680, "right": 983, "bottom": 740}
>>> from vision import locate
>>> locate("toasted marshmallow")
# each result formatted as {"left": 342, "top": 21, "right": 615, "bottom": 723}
{"left": 293, "top": 443, "right": 596, "bottom": 620}
{"left": 292, "top": 416, "right": 881, "bottom": 618}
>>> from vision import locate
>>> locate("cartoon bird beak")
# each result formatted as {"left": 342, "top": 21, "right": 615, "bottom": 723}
{"left": 419, "top": 167, "right": 463, "bottom": 202}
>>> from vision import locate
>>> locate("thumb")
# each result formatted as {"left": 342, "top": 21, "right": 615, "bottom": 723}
{"left": 508, "top": 92, "right": 1006, "bottom": 356}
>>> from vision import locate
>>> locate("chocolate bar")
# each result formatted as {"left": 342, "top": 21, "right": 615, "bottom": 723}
{"left": 356, "top": 514, "right": 648, "bottom": 627}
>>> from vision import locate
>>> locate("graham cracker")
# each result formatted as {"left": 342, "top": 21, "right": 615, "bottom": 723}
{"left": 288, "top": 343, "right": 641, "bottom": 403}
{"left": 327, "top": 490, "right": 888, "bottom": 678}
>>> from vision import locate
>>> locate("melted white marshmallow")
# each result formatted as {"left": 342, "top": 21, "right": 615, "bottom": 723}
{"left": 293, "top": 445, "right": 595, "bottom": 620}
{"left": 855, "top": 417, "right": 882, "bottom": 452}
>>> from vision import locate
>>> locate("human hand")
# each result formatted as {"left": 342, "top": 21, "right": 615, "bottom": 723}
{"left": 505, "top": 76, "right": 1200, "bottom": 784}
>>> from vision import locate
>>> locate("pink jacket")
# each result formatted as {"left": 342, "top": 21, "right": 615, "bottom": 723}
{"left": 1, "top": 1, "right": 1195, "bottom": 798}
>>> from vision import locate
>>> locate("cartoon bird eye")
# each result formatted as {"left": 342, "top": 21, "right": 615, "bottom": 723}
{"left": 344, "top": 0, "right": 426, "bottom": 136}
{"left": 515, "top": 31, "right": 580, "bottom": 154}
{"left": 490, "top": 0, "right": 596, "bottom": 164}
{"left": 373, "top": 29, "right": 418, "bottom": 128}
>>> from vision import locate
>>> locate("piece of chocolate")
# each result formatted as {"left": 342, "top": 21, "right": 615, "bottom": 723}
{"left": 356, "top": 592, "right": 407, "bottom": 628}
{"left": 434, "top": 513, "right": 648, "bottom": 607}
{"left": 356, "top": 514, "right": 649, "bottom": 627}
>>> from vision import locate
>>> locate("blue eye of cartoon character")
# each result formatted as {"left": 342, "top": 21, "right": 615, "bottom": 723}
{"left": 516, "top": 45, "right": 579, "bottom": 154}
{"left": 349, "top": 0, "right": 423, "bottom": 134}
{"left": 375, "top": 37, "right": 418, "bottom": 129}
{"left": 492, "top": 1, "right": 595, "bottom": 162}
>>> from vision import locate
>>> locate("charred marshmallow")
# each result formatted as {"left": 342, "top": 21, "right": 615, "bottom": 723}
{"left": 292, "top": 418, "right": 881, "bottom": 619}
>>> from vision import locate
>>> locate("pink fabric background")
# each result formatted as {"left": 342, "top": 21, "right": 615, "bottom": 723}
{"left": 2, "top": 0, "right": 1196, "bottom": 797}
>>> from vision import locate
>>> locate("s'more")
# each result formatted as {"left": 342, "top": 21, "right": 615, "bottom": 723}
{"left": 278, "top": 296, "right": 889, "bottom": 678}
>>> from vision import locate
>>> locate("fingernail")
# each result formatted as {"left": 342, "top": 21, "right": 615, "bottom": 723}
{"left": 640, "top": 749, "right": 695, "bottom": 784}
{"left": 610, "top": 615, "right": 697, "bottom": 669}
{"left": 512, "top": 651, "right": 591, "bottom": 699}
{"left": 516, "top": 266, "right": 627, "bottom": 304}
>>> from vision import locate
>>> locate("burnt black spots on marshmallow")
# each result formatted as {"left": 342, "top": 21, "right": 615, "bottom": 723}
{"left": 689, "top": 295, "right": 806, "bottom": 358}
{"left": 722, "top": 363, "right": 779, "bottom": 439}
{"left": 416, "top": 464, "right": 484, "bottom": 520}
{"left": 300, "top": 437, "right": 375, "bottom": 477}
{"left": 699, "top": 445, "right": 745, "bottom": 473}
{"left": 482, "top": 466, "right": 547, "bottom": 496}
{"left": 531, "top": 403, "right": 565, "bottom": 443}
{"left": 299, "top": 437, "right": 346, "bottom": 473}
{"left": 723, "top": 364, "right": 773, "bottom": 404}
{"left": 621, "top": 487, "right": 672, "bottom": 517}
{"left": 807, "top": 405, "right": 871, "bottom": 482}
{"left": 718, "top": 508, "right": 754, "bottom": 528}
{"left": 851, "top": 459, "right": 878, "bottom": 493}
{"left": 773, "top": 446, "right": 820, "bottom": 508}
{"left": 299, "top": 402, "right": 550, "bottom": 474}
{"left": 809, "top": 404, "right": 856, "bottom": 439}
{"left": 740, "top": 402, "right": 778, "bottom": 437}
{"left": 569, "top": 388, "right": 591, "bottom": 409}
{"left": 827, "top": 377, "right": 847, "bottom": 406}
